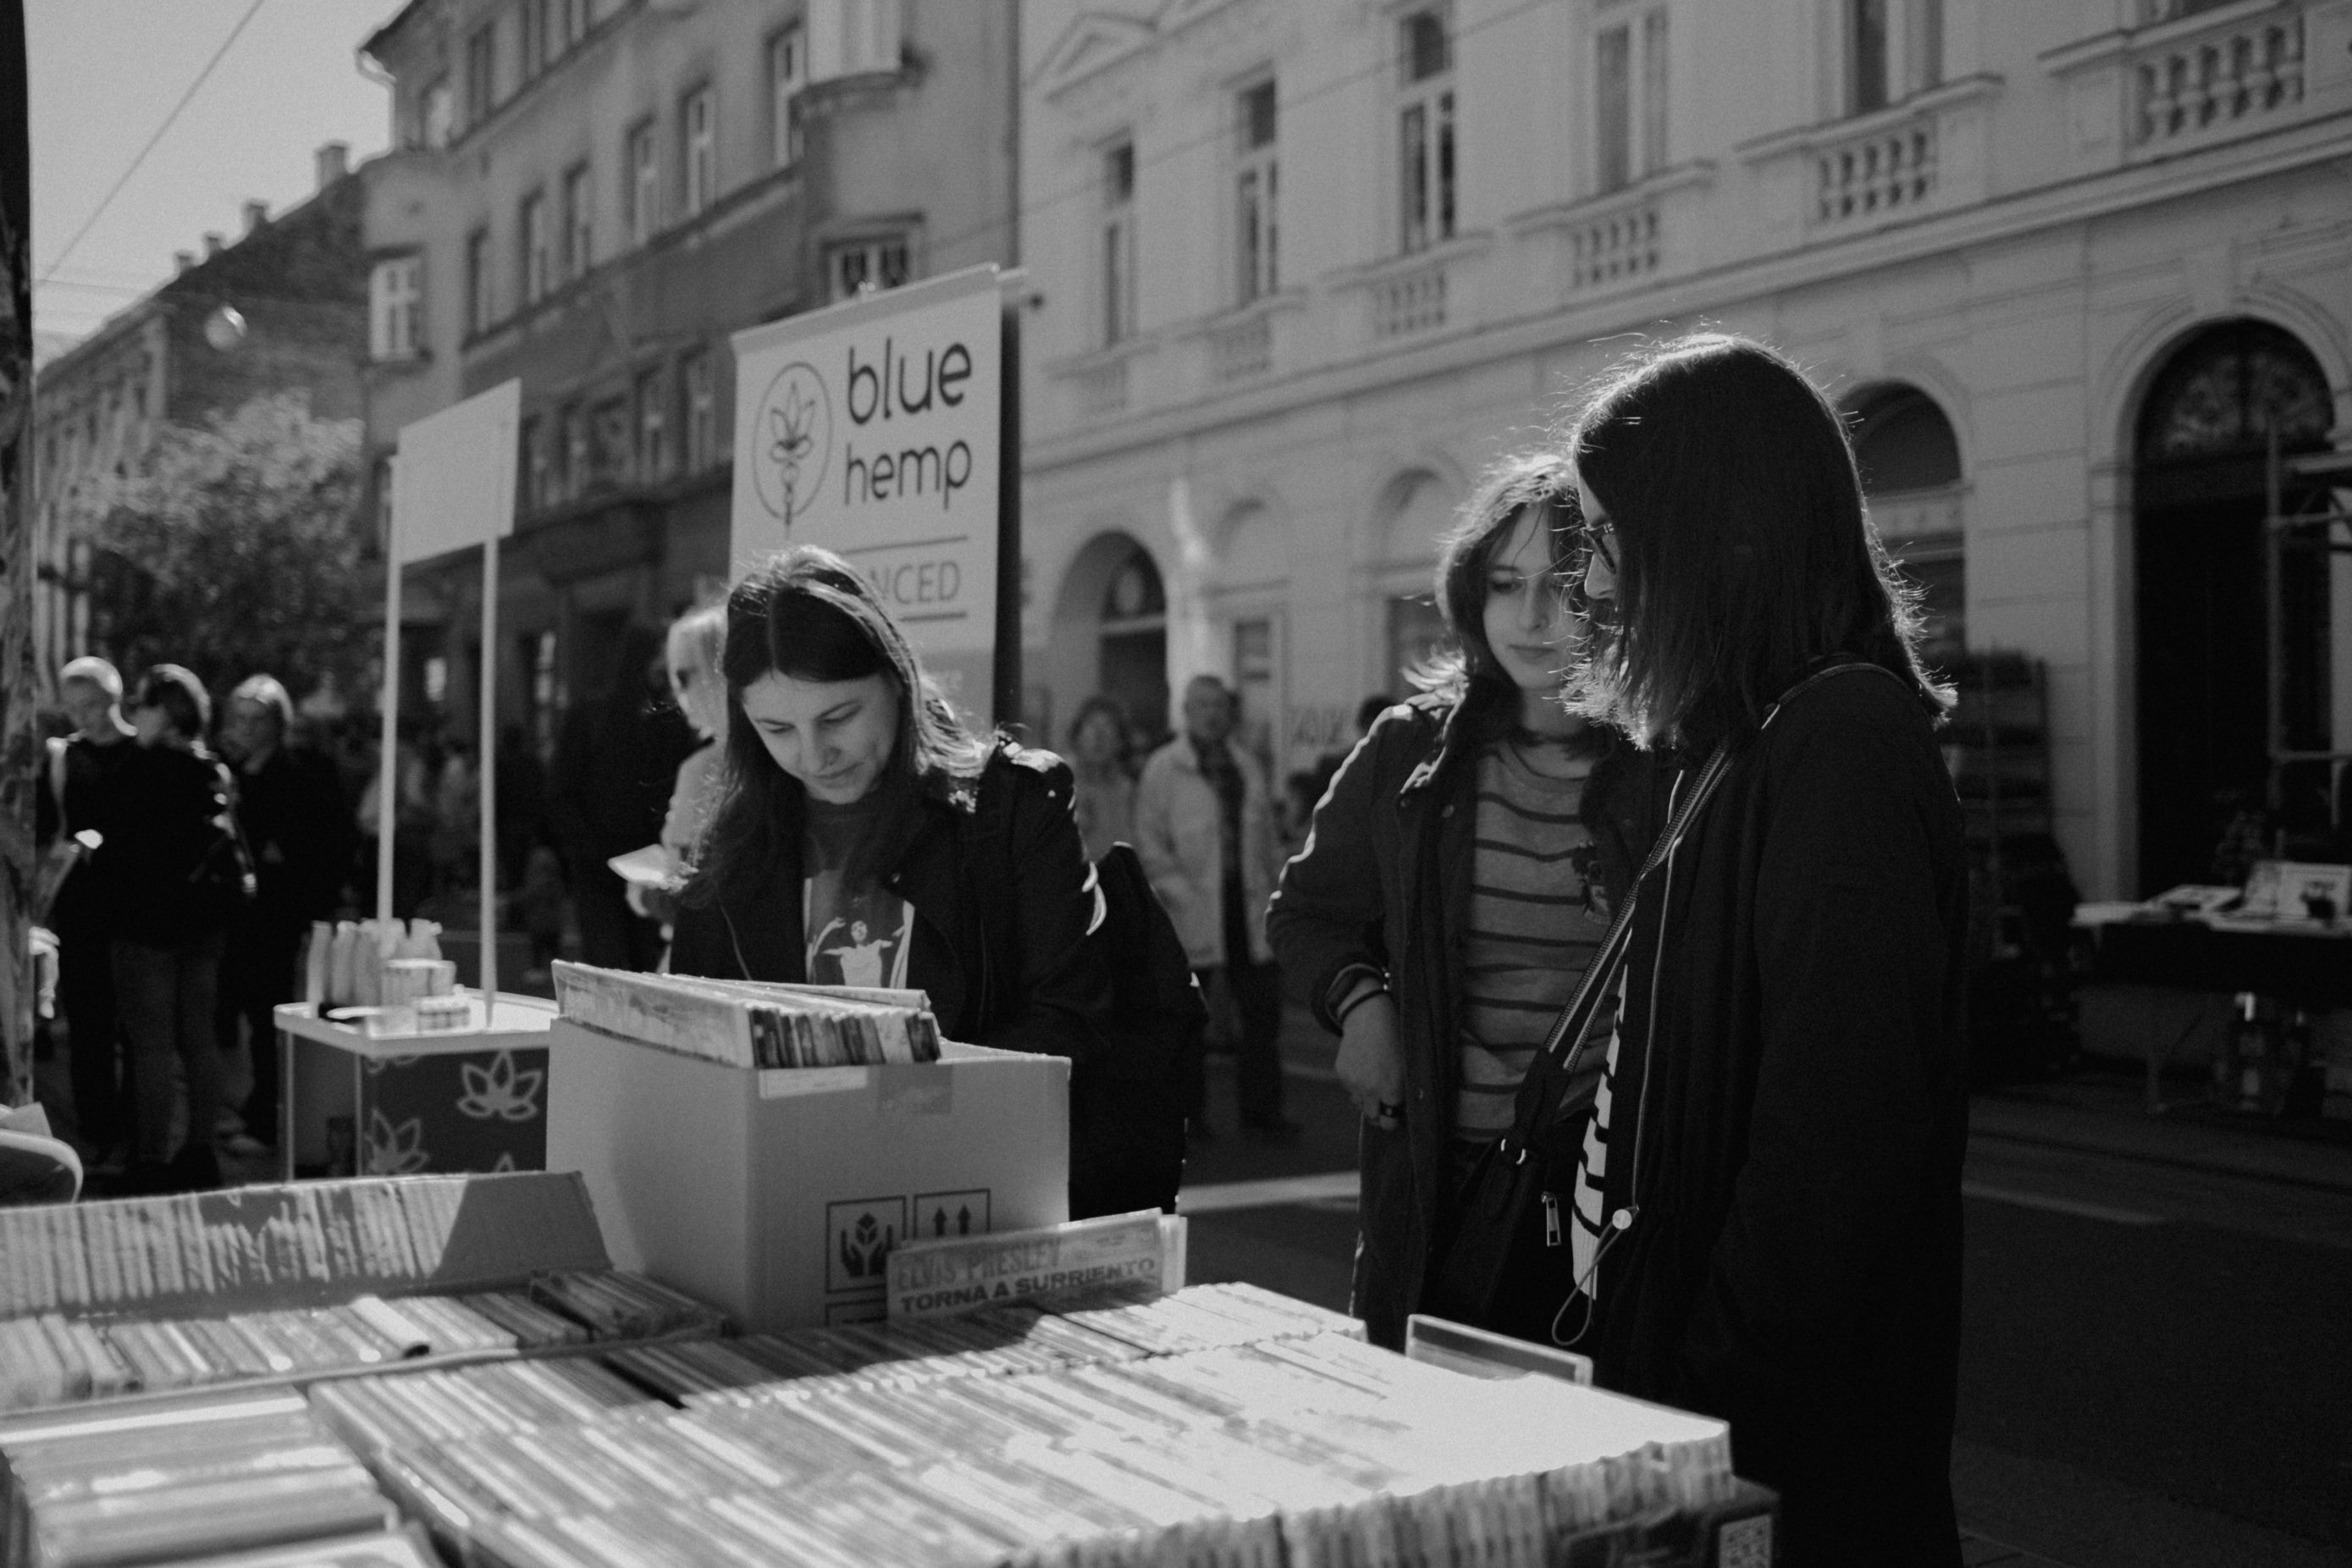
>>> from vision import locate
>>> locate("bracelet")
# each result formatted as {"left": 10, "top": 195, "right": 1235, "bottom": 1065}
{"left": 1335, "top": 985, "right": 1389, "bottom": 1027}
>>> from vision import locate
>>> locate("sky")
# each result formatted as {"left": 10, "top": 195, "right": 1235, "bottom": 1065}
{"left": 28, "top": 0, "right": 400, "bottom": 354}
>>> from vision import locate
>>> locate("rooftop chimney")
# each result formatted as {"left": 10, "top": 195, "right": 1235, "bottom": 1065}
{"left": 242, "top": 199, "right": 268, "bottom": 235}
{"left": 174, "top": 251, "right": 195, "bottom": 274}
{"left": 203, "top": 231, "right": 225, "bottom": 257}
{"left": 316, "top": 141, "right": 349, "bottom": 189}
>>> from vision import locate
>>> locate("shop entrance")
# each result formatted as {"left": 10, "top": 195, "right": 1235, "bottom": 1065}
{"left": 1045, "top": 532, "right": 1169, "bottom": 755}
{"left": 2132, "top": 320, "right": 2335, "bottom": 894}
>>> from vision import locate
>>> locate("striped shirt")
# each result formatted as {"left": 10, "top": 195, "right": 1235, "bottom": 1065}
{"left": 1454, "top": 738, "right": 1608, "bottom": 1140}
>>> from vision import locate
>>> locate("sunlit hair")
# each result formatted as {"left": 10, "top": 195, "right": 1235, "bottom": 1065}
{"left": 59, "top": 655, "right": 124, "bottom": 701}
{"left": 665, "top": 603, "right": 728, "bottom": 705}
{"left": 682, "top": 547, "right": 988, "bottom": 908}
{"left": 1409, "top": 450, "right": 1585, "bottom": 726}
{"left": 1566, "top": 333, "right": 1947, "bottom": 751}
{"left": 130, "top": 665, "right": 211, "bottom": 740}
{"left": 229, "top": 674, "right": 294, "bottom": 735}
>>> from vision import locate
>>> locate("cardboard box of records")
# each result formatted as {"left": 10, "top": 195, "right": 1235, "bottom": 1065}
{"left": 0, "top": 1172, "right": 734, "bottom": 1416}
{"left": 544, "top": 963, "right": 1070, "bottom": 1333}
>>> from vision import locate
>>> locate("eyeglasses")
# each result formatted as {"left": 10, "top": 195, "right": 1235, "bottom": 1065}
{"left": 1581, "top": 524, "right": 1619, "bottom": 574}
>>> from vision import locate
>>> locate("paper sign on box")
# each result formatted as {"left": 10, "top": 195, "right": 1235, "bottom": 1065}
{"left": 544, "top": 1022, "right": 1068, "bottom": 1331}
{"left": 885, "top": 1210, "right": 1185, "bottom": 1319}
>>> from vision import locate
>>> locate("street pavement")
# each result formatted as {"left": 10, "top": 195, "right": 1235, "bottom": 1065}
{"left": 1180, "top": 1011, "right": 2352, "bottom": 1568}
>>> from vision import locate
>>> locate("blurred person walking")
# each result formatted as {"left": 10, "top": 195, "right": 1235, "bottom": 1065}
{"left": 214, "top": 676, "right": 353, "bottom": 1159}
{"left": 1067, "top": 695, "right": 1136, "bottom": 863}
{"left": 97, "top": 666, "right": 254, "bottom": 1193}
{"left": 549, "top": 624, "right": 698, "bottom": 970}
{"left": 660, "top": 605, "right": 730, "bottom": 875}
{"left": 1135, "top": 676, "right": 1295, "bottom": 1143}
{"left": 34, "top": 656, "right": 139, "bottom": 1168}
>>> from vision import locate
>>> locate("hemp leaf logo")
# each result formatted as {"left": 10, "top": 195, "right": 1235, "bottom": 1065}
{"left": 456, "top": 1051, "right": 544, "bottom": 1123}
{"left": 749, "top": 361, "right": 831, "bottom": 529}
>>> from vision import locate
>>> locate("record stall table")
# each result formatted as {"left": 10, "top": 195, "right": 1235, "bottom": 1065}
{"left": 2073, "top": 903, "right": 2352, "bottom": 1113}
{"left": 1, "top": 967, "right": 1779, "bottom": 1566}
{"left": 0, "top": 1171, "right": 1775, "bottom": 1568}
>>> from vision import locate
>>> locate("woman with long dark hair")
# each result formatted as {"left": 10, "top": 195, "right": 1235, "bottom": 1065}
{"left": 668, "top": 548, "right": 1109, "bottom": 1067}
{"left": 1560, "top": 334, "right": 1968, "bottom": 1565}
{"left": 1266, "top": 451, "right": 1665, "bottom": 1348}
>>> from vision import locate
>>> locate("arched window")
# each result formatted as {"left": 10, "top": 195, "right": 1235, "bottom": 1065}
{"left": 2130, "top": 319, "right": 2338, "bottom": 892}
{"left": 1376, "top": 471, "right": 1454, "bottom": 688}
{"left": 1099, "top": 541, "right": 1166, "bottom": 627}
{"left": 1846, "top": 384, "right": 1964, "bottom": 663}
{"left": 1850, "top": 384, "right": 1963, "bottom": 494}
{"left": 2135, "top": 319, "right": 2332, "bottom": 468}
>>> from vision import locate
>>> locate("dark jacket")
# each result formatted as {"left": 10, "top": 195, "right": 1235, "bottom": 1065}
{"left": 1590, "top": 665, "right": 1968, "bottom": 1567}
{"left": 1265, "top": 686, "right": 1667, "bottom": 1349}
{"left": 36, "top": 732, "right": 138, "bottom": 935}
{"left": 667, "top": 743, "right": 1111, "bottom": 1066}
{"left": 548, "top": 685, "right": 698, "bottom": 870}
{"left": 94, "top": 743, "right": 246, "bottom": 949}
{"left": 228, "top": 746, "right": 354, "bottom": 930}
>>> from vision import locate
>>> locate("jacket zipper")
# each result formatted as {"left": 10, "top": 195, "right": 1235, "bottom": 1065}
{"left": 1615, "top": 765, "right": 1687, "bottom": 1239}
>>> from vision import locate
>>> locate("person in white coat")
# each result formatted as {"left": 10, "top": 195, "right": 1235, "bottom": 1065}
{"left": 1134, "top": 675, "right": 1297, "bottom": 1142}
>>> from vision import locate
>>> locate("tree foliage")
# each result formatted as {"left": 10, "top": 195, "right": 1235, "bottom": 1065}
{"left": 89, "top": 392, "right": 368, "bottom": 704}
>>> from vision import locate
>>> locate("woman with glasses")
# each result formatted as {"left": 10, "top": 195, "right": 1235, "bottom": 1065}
{"left": 1561, "top": 334, "right": 1968, "bottom": 1565}
{"left": 1267, "top": 451, "right": 1665, "bottom": 1349}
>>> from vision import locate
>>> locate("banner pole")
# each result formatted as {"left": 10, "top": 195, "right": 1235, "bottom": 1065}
{"left": 478, "top": 534, "right": 499, "bottom": 1010}
{"left": 992, "top": 294, "right": 1022, "bottom": 729}
{"left": 376, "top": 485, "right": 401, "bottom": 933}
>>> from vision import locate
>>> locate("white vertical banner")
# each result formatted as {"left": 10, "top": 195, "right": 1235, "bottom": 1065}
{"left": 394, "top": 380, "right": 520, "bottom": 566}
{"left": 729, "top": 265, "right": 1002, "bottom": 710}
{"left": 390, "top": 380, "right": 520, "bottom": 997}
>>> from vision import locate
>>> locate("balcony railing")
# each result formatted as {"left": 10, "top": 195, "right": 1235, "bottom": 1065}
{"left": 2131, "top": 6, "right": 2305, "bottom": 149}
{"left": 1739, "top": 77, "right": 1998, "bottom": 245}
{"left": 1569, "top": 201, "right": 1660, "bottom": 293}
{"left": 1209, "top": 311, "right": 1273, "bottom": 380}
{"left": 1372, "top": 261, "right": 1449, "bottom": 340}
{"left": 1074, "top": 356, "right": 1129, "bottom": 415}
{"left": 1817, "top": 119, "right": 1939, "bottom": 228}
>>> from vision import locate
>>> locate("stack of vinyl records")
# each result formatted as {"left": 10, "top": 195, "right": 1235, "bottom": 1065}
{"left": 0, "top": 1181, "right": 485, "bottom": 1317}
{"left": 0, "top": 1386, "right": 397, "bottom": 1566}
{"left": 552, "top": 961, "right": 942, "bottom": 1068}
{"left": 0, "top": 1270, "right": 728, "bottom": 1413}
{"left": 327, "top": 1285, "right": 1732, "bottom": 1568}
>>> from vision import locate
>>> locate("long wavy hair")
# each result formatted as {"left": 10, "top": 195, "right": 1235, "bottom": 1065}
{"left": 682, "top": 547, "right": 989, "bottom": 909}
{"left": 1565, "top": 334, "right": 1948, "bottom": 752}
{"left": 1409, "top": 450, "right": 1587, "bottom": 740}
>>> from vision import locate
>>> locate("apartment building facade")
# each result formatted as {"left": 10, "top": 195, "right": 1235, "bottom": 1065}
{"left": 29, "top": 149, "right": 369, "bottom": 686}
{"left": 1020, "top": 0, "right": 2352, "bottom": 899}
{"left": 359, "top": 0, "right": 1019, "bottom": 743}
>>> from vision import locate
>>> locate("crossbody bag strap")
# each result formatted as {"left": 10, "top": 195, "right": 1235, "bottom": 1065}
{"left": 1495, "top": 738, "right": 1736, "bottom": 1157}
{"left": 1494, "top": 657, "right": 1907, "bottom": 1152}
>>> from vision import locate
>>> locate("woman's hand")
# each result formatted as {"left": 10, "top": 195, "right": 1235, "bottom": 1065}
{"left": 1334, "top": 991, "right": 1405, "bottom": 1131}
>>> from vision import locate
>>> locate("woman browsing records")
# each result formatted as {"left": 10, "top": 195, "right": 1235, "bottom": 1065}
{"left": 1266, "top": 452, "right": 1666, "bottom": 1349}
{"left": 667, "top": 548, "right": 1112, "bottom": 1069}
{"left": 1560, "top": 335, "right": 1968, "bottom": 1565}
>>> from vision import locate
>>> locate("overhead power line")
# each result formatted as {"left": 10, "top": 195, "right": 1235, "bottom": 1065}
{"left": 36, "top": 0, "right": 270, "bottom": 285}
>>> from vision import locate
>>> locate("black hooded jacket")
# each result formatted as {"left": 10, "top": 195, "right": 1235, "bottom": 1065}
{"left": 666, "top": 743, "right": 1110, "bottom": 1066}
{"left": 1588, "top": 664, "right": 1969, "bottom": 1567}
